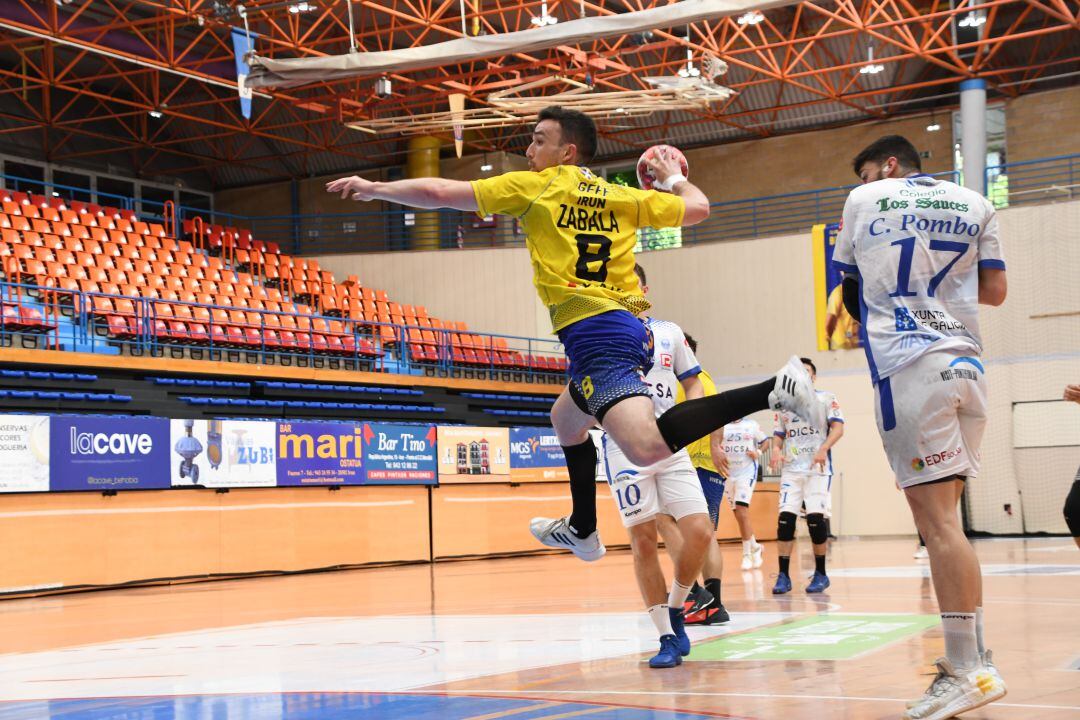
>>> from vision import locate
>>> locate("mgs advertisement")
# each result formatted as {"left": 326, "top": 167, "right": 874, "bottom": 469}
{"left": 362, "top": 423, "right": 437, "bottom": 484}
{"left": 170, "top": 418, "right": 276, "bottom": 487}
{"left": 277, "top": 421, "right": 364, "bottom": 486}
{"left": 436, "top": 426, "right": 510, "bottom": 484}
{"left": 50, "top": 416, "right": 170, "bottom": 491}
{"left": 509, "top": 427, "right": 569, "bottom": 483}
{"left": 0, "top": 415, "right": 50, "bottom": 492}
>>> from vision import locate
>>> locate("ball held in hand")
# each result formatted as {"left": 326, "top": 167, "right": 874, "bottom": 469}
{"left": 636, "top": 144, "right": 689, "bottom": 192}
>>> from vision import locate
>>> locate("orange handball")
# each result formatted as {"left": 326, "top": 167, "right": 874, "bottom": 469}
{"left": 636, "top": 144, "right": 689, "bottom": 192}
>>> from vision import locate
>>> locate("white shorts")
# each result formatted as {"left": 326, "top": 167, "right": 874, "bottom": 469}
{"left": 875, "top": 349, "right": 987, "bottom": 489}
{"left": 600, "top": 435, "right": 708, "bottom": 528}
{"left": 727, "top": 465, "right": 759, "bottom": 507}
{"left": 779, "top": 471, "right": 831, "bottom": 515}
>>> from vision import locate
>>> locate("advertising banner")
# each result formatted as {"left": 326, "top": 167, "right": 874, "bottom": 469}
{"left": 170, "top": 418, "right": 276, "bottom": 488}
{"left": 813, "top": 222, "right": 861, "bottom": 351}
{"left": 436, "top": 426, "right": 510, "bottom": 484}
{"left": 509, "top": 426, "right": 569, "bottom": 483}
{"left": 0, "top": 415, "right": 50, "bottom": 492}
{"left": 277, "top": 421, "right": 364, "bottom": 486}
{"left": 50, "top": 416, "right": 170, "bottom": 491}
{"left": 362, "top": 423, "right": 437, "bottom": 484}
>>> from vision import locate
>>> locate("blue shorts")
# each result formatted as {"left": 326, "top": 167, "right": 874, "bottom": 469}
{"left": 558, "top": 310, "right": 652, "bottom": 421}
{"left": 696, "top": 468, "right": 727, "bottom": 530}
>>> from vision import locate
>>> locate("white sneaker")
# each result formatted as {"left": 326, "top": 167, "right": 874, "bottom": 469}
{"left": 740, "top": 552, "right": 753, "bottom": 571}
{"left": 902, "top": 657, "right": 1007, "bottom": 720}
{"left": 769, "top": 355, "right": 828, "bottom": 433}
{"left": 529, "top": 516, "right": 606, "bottom": 562}
{"left": 914, "top": 546, "right": 929, "bottom": 560}
{"left": 751, "top": 543, "right": 764, "bottom": 568}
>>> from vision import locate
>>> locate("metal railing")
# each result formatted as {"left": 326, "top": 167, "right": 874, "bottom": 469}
{"left": 986, "top": 153, "right": 1079, "bottom": 209}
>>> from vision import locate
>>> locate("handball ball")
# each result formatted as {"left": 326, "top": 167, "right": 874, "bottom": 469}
{"left": 636, "top": 144, "right": 689, "bottom": 191}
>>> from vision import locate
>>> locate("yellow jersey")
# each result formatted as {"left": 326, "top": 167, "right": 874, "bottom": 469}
{"left": 471, "top": 165, "right": 685, "bottom": 332}
{"left": 675, "top": 369, "right": 719, "bottom": 473}
{"left": 826, "top": 283, "right": 860, "bottom": 350}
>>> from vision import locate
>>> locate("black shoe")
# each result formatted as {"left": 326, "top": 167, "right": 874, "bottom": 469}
{"left": 687, "top": 603, "right": 730, "bottom": 625}
{"left": 682, "top": 585, "right": 714, "bottom": 617}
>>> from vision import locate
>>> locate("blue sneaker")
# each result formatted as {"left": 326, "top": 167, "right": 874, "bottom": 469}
{"left": 806, "top": 572, "right": 831, "bottom": 593}
{"left": 772, "top": 572, "right": 792, "bottom": 595}
{"left": 648, "top": 634, "right": 683, "bottom": 668}
{"left": 669, "top": 607, "right": 691, "bottom": 656}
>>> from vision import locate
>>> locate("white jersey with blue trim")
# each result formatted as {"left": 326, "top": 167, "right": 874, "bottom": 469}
{"left": 642, "top": 317, "right": 701, "bottom": 418}
{"left": 833, "top": 175, "right": 1004, "bottom": 384}
{"left": 721, "top": 419, "right": 767, "bottom": 479}
{"left": 774, "top": 390, "right": 844, "bottom": 475}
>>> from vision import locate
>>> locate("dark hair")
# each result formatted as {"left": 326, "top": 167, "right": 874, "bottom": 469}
{"left": 684, "top": 333, "right": 698, "bottom": 353}
{"left": 538, "top": 106, "right": 597, "bottom": 164}
{"left": 800, "top": 357, "right": 817, "bottom": 375}
{"left": 852, "top": 135, "right": 922, "bottom": 177}
{"left": 633, "top": 263, "right": 647, "bottom": 286}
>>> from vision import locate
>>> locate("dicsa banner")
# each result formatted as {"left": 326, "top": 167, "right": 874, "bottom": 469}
{"left": 813, "top": 222, "right": 862, "bottom": 352}
{"left": 50, "top": 416, "right": 170, "bottom": 491}
{"left": 0, "top": 414, "right": 50, "bottom": 493}
{"left": 171, "top": 418, "right": 276, "bottom": 488}
{"left": 276, "top": 421, "right": 364, "bottom": 486}
{"left": 362, "top": 423, "right": 436, "bottom": 484}
{"left": 436, "top": 426, "right": 509, "bottom": 484}
{"left": 509, "top": 427, "right": 569, "bottom": 483}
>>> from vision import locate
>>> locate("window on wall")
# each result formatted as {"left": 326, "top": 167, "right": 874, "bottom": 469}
{"left": 97, "top": 177, "right": 135, "bottom": 209}
{"left": 53, "top": 170, "right": 92, "bottom": 203}
{"left": 3, "top": 161, "right": 44, "bottom": 194}
{"left": 953, "top": 104, "right": 1008, "bottom": 207}
{"left": 140, "top": 185, "right": 175, "bottom": 218}
{"left": 603, "top": 165, "right": 684, "bottom": 252}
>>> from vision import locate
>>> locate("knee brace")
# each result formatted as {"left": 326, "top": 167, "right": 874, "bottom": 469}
{"left": 777, "top": 511, "right": 797, "bottom": 542}
{"left": 806, "top": 513, "right": 828, "bottom": 545}
{"left": 1065, "top": 481, "right": 1080, "bottom": 537}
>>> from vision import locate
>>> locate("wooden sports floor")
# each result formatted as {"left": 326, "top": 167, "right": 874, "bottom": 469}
{"left": 1, "top": 537, "right": 1077, "bottom": 719}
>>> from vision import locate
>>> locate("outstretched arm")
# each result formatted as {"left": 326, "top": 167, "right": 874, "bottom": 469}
{"left": 326, "top": 175, "right": 479, "bottom": 212}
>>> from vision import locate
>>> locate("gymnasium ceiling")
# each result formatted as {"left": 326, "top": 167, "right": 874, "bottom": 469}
{"left": 0, "top": 0, "right": 1076, "bottom": 189}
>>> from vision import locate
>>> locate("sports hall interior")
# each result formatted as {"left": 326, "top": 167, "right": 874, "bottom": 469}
{"left": 0, "top": 1, "right": 1077, "bottom": 719}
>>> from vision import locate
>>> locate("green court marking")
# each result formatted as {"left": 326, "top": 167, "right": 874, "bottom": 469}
{"left": 686, "top": 614, "right": 940, "bottom": 661}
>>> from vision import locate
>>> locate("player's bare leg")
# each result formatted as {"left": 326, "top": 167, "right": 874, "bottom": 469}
{"left": 627, "top": 520, "right": 681, "bottom": 668}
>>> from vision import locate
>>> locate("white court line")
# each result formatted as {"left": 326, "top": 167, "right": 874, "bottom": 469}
{"left": 0, "top": 500, "right": 415, "bottom": 518}
{"left": 405, "top": 689, "right": 1080, "bottom": 712}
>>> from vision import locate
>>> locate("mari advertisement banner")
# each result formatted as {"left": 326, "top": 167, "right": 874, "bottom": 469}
{"left": 509, "top": 426, "right": 569, "bottom": 483}
{"left": 813, "top": 222, "right": 862, "bottom": 351}
{"left": 436, "top": 426, "right": 510, "bottom": 483}
{"left": 170, "top": 418, "right": 277, "bottom": 488}
{"left": 0, "top": 415, "right": 50, "bottom": 492}
{"left": 50, "top": 416, "right": 170, "bottom": 491}
{"left": 276, "top": 421, "right": 364, "bottom": 486}
{"left": 362, "top": 423, "right": 437, "bottom": 484}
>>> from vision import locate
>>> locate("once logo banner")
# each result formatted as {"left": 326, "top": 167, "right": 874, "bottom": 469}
{"left": 436, "top": 426, "right": 510, "bottom": 484}
{"left": 362, "top": 423, "right": 437, "bottom": 484}
{"left": 277, "top": 421, "right": 364, "bottom": 486}
{"left": 509, "top": 427, "right": 569, "bottom": 483}
{"left": 50, "top": 416, "right": 170, "bottom": 491}
{"left": 170, "top": 419, "right": 276, "bottom": 488}
{"left": 0, "top": 415, "right": 49, "bottom": 492}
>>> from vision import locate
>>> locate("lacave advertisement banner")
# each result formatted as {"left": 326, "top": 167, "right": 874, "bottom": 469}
{"left": 509, "top": 426, "right": 569, "bottom": 483}
{"left": 276, "top": 421, "right": 364, "bottom": 486}
{"left": 170, "top": 419, "right": 276, "bottom": 487}
{"left": 50, "top": 416, "right": 170, "bottom": 491}
{"left": 0, "top": 415, "right": 50, "bottom": 492}
{"left": 362, "top": 423, "right": 437, "bottom": 484}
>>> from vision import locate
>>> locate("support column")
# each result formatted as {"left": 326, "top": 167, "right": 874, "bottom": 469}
{"left": 406, "top": 136, "right": 442, "bottom": 250}
{"left": 960, "top": 79, "right": 987, "bottom": 196}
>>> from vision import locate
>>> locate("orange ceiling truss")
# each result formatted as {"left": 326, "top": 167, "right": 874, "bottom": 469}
{"left": 0, "top": 0, "right": 1076, "bottom": 187}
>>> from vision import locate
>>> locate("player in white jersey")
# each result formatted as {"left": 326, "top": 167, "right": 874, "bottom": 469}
{"left": 768, "top": 358, "right": 844, "bottom": 595}
{"left": 834, "top": 136, "right": 1008, "bottom": 720}
{"left": 718, "top": 418, "right": 769, "bottom": 569}
{"left": 599, "top": 309, "right": 715, "bottom": 668}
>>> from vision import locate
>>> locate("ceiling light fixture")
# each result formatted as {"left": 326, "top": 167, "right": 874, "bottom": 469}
{"left": 531, "top": 2, "right": 558, "bottom": 26}
{"left": 737, "top": 11, "right": 764, "bottom": 26}
{"left": 288, "top": 2, "right": 316, "bottom": 14}
{"left": 149, "top": 110, "right": 163, "bottom": 118}
{"left": 859, "top": 46, "right": 884, "bottom": 75}
{"left": 959, "top": 11, "right": 986, "bottom": 28}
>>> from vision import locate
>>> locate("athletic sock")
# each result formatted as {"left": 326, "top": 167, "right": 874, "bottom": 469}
{"left": 941, "top": 612, "right": 980, "bottom": 672}
{"left": 814, "top": 554, "right": 826, "bottom": 575}
{"left": 741, "top": 539, "right": 752, "bottom": 554}
{"left": 648, "top": 604, "right": 674, "bottom": 636}
{"left": 668, "top": 580, "right": 693, "bottom": 609}
{"left": 656, "top": 378, "right": 773, "bottom": 452}
{"left": 563, "top": 439, "right": 598, "bottom": 538}
{"left": 779, "top": 555, "right": 790, "bottom": 576}
{"left": 704, "top": 578, "right": 722, "bottom": 606}
{"left": 976, "top": 606, "right": 985, "bottom": 659}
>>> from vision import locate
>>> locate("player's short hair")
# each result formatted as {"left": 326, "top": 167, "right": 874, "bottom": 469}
{"left": 538, "top": 106, "right": 597, "bottom": 164}
{"left": 852, "top": 135, "right": 922, "bottom": 177}
{"left": 684, "top": 333, "right": 698, "bottom": 353}
{"left": 800, "top": 357, "right": 817, "bottom": 375}
{"left": 633, "top": 263, "right": 647, "bottom": 286}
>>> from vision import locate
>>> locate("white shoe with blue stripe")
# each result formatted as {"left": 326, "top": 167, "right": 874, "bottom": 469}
{"left": 529, "top": 516, "right": 606, "bottom": 562}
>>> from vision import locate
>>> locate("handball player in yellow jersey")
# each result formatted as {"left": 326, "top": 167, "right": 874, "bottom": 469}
{"left": 328, "top": 106, "right": 826, "bottom": 561}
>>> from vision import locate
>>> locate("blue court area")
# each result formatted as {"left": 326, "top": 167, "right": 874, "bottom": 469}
{"left": 0, "top": 693, "right": 730, "bottom": 720}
